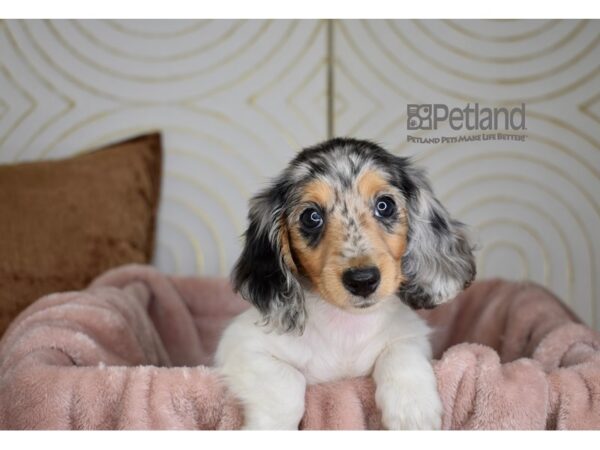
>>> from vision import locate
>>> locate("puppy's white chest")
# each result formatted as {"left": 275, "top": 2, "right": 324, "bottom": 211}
{"left": 297, "top": 306, "right": 389, "bottom": 384}
{"left": 301, "top": 335, "right": 382, "bottom": 384}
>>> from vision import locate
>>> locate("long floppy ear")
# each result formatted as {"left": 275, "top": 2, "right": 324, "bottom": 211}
{"left": 394, "top": 159, "right": 476, "bottom": 309}
{"left": 232, "top": 180, "right": 305, "bottom": 333}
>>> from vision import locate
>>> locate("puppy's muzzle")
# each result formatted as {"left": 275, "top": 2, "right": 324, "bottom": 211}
{"left": 342, "top": 267, "right": 380, "bottom": 299}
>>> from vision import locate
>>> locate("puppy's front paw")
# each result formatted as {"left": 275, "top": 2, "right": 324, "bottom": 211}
{"left": 241, "top": 400, "right": 305, "bottom": 430}
{"left": 376, "top": 382, "right": 443, "bottom": 430}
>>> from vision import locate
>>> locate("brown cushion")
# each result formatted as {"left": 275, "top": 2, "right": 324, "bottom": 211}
{"left": 0, "top": 133, "right": 163, "bottom": 337}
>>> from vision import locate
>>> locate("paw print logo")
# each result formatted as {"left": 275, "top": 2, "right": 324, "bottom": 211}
{"left": 407, "top": 104, "right": 433, "bottom": 130}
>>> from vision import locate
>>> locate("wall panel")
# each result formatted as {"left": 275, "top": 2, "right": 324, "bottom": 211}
{"left": 333, "top": 20, "right": 600, "bottom": 328}
{"left": 0, "top": 19, "right": 328, "bottom": 276}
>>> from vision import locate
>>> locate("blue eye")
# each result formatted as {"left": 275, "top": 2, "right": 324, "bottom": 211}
{"left": 300, "top": 208, "right": 324, "bottom": 230}
{"left": 374, "top": 196, "right": 396, "bottom": 218}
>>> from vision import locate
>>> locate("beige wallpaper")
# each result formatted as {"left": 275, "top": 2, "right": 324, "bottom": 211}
{"left": 1, "top": 20, "right": 599, "bottom": 329}
{"left": 334, "top": 20, "right": 600, "bottom": 330}
{"left": 0, "top": 19, "right": 327, "bottom": 277}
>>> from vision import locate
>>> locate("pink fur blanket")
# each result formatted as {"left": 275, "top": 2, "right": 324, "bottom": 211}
{"left": 0, "top": 264, "right": 599, "bottom": 430}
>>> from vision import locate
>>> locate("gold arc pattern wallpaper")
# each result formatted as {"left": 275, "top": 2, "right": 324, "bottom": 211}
{"left": 1, "top": 19, "right": 599, "bottom": 329}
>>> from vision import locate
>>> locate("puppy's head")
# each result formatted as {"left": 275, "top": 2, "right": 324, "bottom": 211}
{"left": 233, "top": 138, "right": 476, "bottom": 333}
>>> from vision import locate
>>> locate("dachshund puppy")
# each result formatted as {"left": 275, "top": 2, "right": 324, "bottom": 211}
{"left": 215, "top": 138, "right": 475, "bottom": 429}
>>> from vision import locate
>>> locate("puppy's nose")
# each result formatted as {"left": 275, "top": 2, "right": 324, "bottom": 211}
{"left": 342, "top": 267, "right": 380, "bottom": 298}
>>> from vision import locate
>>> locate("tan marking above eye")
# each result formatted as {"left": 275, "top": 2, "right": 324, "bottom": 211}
{"left": 300, "top": 179, "right": 334, "bottom": 208}
{"left": 357, "top": 169, "right": 390, "bottom": 200}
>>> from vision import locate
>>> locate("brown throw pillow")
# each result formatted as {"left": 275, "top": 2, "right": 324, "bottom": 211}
{"left": 0, "top": 132, "right": 163, "bottom": 337}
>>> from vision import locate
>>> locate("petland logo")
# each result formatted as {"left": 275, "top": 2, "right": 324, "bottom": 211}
{"left": 406, "top": 103, "right": 528, "bottom": 144}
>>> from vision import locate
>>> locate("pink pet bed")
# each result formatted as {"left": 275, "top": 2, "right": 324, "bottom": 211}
{"left": 0, "top": 264, "right": 599, "bottom": 429}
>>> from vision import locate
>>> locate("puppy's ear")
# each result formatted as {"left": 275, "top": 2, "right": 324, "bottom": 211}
{"left": 393, "top": 158, "right": 476, "bottom": 309}
{"left": 232, "top": 179, "right": 305, "bottom": 333}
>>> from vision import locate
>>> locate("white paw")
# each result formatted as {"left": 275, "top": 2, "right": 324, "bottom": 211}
{"left": 376, "top": 383, "right": 443, "bottom": 430}
{"left": 241, "top": 403, "right": 304, "bottom": 430}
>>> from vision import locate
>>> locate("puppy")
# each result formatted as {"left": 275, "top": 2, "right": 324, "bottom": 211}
{"left": 215, "top": 138, "right": 475, "bottom": 429}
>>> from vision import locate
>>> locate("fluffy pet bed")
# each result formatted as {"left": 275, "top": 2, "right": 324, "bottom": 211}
{"left": 0, "top": 264, "right": 598, "bottom": 430}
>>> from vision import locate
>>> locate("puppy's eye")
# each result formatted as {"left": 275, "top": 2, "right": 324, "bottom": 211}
{"left": 374, "top": 196, "right": 396, "bottom": 218}
{"left": 300, "top": 208, "right": 324, "bottom": 231}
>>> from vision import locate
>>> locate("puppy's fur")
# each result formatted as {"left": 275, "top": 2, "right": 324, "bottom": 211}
{"left": 215, "top": 138, "right": 476, "bottom": 429}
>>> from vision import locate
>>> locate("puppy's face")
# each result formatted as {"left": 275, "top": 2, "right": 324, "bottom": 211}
{"left": 233, "top": 138, "right": 476, "bottom": 333}
{"left": 286, "top": 169, "right": 408, "bottom": 311}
